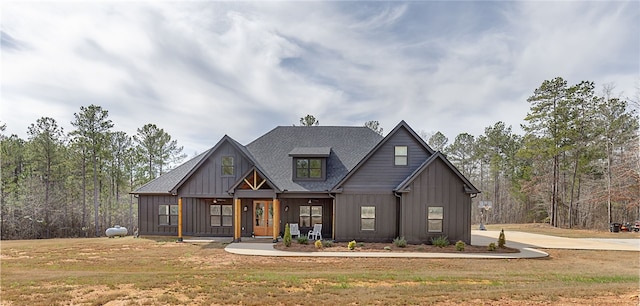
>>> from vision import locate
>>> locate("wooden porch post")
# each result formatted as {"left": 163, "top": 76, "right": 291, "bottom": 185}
{"left": 177, "top": 197, "right": 183, "bottom": 242}
{"left": 234, "top": 198, "right": 241, "bottom": 242}
{"left": 273, "top": 198, "right": 280, "bottom": 242}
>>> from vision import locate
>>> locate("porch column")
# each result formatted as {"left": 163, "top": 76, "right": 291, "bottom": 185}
{"left": 177, "top": 197, "right": 183, "bottom": 242}
{"left": 272, "top": 198, "right": 280, "bottom": 242}
{"left": 234, "top": 198, "right": 241, "bottom": 242}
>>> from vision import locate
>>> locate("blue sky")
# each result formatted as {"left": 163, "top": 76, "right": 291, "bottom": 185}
{"left": 2, "top": 1, "right": 638, "bottom": 157}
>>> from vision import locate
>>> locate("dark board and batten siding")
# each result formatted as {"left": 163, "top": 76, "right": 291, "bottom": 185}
{"left": 183, "top": 198, "right": 233, "bottom": 237}
{"left": 138, "top": 195, "right": 179, "bottom": 235}
{"left": 179, "top": 142, "right": 253, "bottom": 197}
{"left": 334, "top": 193, "right": 398, "bottom": 242}
{"left": 401, "top": 158, "right": 472, "bottom": 244}
{"left": 341, "top": 127, "right": 431, "bottom": 192}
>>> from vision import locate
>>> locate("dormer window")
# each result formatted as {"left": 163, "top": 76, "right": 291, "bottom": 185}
{"left": 289, "top": 147, "right": 330, "bottom": 181}
{"left": 296, "top": 158, "right": 322, "bottom": 178}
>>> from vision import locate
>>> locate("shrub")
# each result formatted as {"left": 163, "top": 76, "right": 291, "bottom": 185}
{"left": 314, "top": 240, "right": 323, "bottom": 249}
{"left": 455, "top": 240, "right": 465, "bottom": 251}
{"left": 498, "top": 229, "right": 506, "bottom": 248}
{"left": 322, "top": 240, "right": 333, "bottom": 248}
{"left": 348, "top": 240, "right": 356, "bottom": 250}
{"left": 283, "top": 224, "right": 292, "bottom": 247}
{"left": 384, "top": 246, "right": 391, "bottom": 251}
{"left": 357, "top": 242, "right": 365, "bottom": 247}
{"left": 488, "top": 242, "right": 497, "bottom": 251}
{"left": 297, "top": 235, "right": 309, "bottom": 245}
{"left": 393, "top": 237, "right": 407, "bottom": 248}
{"left": 431, "top": 236, "right": 449, "bottom": 248}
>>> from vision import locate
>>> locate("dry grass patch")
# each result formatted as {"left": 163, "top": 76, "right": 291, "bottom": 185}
{"left": 1, "top": 236, "right": 638, "bottom": 305}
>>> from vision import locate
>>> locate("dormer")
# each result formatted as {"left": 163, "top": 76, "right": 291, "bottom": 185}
{"left": 289, "top": 147, "right": 331, "bottom": 181}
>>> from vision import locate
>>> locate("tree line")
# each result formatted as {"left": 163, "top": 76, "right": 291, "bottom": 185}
{"left": 2, "top": 78, "right": 638, "bottom": 239}
{"left": 1, "top": 105, "right": 186, "bottom": 239}
{"left": 426, "top": 78, "right": 639, "bottom": 229}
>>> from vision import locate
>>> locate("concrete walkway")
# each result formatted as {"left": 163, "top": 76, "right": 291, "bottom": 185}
{"left": 219, "top": 231, "right": 639, "bottom": 259}
{"left": 472, "top": 230, "right": 640, "bottom": 251}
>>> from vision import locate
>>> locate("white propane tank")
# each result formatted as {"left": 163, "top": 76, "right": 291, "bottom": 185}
{"left": 105, "top": 225, "right": 128, "bottom": 238}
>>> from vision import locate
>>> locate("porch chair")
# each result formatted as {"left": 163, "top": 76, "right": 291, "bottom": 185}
{"left": 307, "top": 224, "right": 322, "bottom": 241}
{"left": 289, "top": 223, "right": 300, "bottom": 238}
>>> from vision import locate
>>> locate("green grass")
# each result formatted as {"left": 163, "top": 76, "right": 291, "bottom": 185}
{"left": 1, "top": 235, "right": 638, "bottom": 305}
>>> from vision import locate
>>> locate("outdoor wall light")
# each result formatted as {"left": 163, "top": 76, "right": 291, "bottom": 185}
{"left": 308, "top": 199, "right": 312, "bottom": 204}
{"left": 213, "top": 199, "right": 217, "bottom": 204}
{"left": 243, "top": 206, "right": 248, "bottom": 212}
{"left": 284, "top": 206, "right": 289, "bottom": 212}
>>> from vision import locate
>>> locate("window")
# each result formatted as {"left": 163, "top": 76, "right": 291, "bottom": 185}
{"left": 222, "top": 156, "right": 234, "bottom": 176}
{"left": 159, "top": 204, "right": 179, "bottom": 225}
{"left": 395, "top": 146, "right": 408, "bottom": 166}
{"left": 428, "top": 207, "right": 443, "bottom": 232}
{"left": 295, "top": 158, "right": 322, "bottom": 179}
{"left": 299, "top": 205, "right": 322, "bottom": 227}
{"left": 211, "top": 204, "right": 233, "bottom": 227}
{"left": 361, "top": 206, "right": 375, "bottom": 231}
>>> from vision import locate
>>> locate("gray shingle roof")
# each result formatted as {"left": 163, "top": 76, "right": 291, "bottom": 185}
{"left": 133, "top": 126, "right": 384, "bottom": 194}
{"left": 246, "top": 126, "right": 383, "bottom": 192}
{"left": 133, "top": 149, "right": 211, "bottom": 194}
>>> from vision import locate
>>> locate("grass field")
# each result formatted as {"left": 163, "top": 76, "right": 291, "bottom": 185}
{"left": 1, "top": 225, "right": 639, "bottom": 305}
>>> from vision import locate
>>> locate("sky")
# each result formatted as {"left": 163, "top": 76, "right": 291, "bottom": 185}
{"left": 2, "top": 1, "right": 639, "bottom": 157}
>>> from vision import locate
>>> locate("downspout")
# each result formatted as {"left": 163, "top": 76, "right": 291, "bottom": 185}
{"left": 328, "top": 192, "right": 336, "bottom": 241}
{"left": 394, "top": 192, "right": 402, "bottom": 240}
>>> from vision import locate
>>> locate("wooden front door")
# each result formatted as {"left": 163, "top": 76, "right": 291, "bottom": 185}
{"left": 253, "top": 200, "right": 273, "bottom": 236}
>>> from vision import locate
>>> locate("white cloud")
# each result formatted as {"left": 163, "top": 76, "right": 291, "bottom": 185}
{"left": 1, "top": 1, "right": 637, "bottom": 155}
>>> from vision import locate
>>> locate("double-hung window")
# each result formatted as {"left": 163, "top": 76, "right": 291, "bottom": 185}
{"left": 394, "top": 146, "right": 408, "bottom": 166}
{"left": 427, "top": 206, "right": 444, "bottom": 232}
{"left": 211, "top": 204, "right": 233, "bottom": 227}
{"left": 159, "top": 204, "right": 179, "bottom": 225}
{"left": 361, "top": 206, "right": 375, "bottom": 231}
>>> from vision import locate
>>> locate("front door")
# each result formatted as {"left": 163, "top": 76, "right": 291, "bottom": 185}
{"left": 253, "top": 200, "right": 273, "bottom": 236}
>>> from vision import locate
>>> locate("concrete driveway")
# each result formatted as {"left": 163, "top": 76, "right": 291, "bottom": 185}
{"left": 472, "top": 230, "right": 640, "bottom": 251}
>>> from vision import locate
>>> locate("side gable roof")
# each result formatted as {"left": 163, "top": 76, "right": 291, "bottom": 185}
{"left": 331, "top": 120, "right": 434, "bottom": 192}
{"left": 394, "top": 151, "right": 480, "bottom": 194}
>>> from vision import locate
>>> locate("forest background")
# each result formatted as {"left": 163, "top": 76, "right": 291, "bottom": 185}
{"left": 1, "top": 77, "right": 638, "bottom": 239}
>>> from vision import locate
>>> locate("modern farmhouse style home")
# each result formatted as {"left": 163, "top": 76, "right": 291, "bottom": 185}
{"left": 133, "top": 121, "right": 480, "bottom": 244}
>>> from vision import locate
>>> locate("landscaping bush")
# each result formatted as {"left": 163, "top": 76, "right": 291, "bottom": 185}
{"left": 393, "top": 237, "right": 407, "bottom": 248}
{"left": 488, "top": 242, "right": 497, "bottom": 251}
{"left": 283, "top": 224, "right": 292, "bottom": 247}
{"left": 314, "top": 240, "right": 323, "bottom": 249}
{"left": 322, "top": 240, "right": 333, "bottom": 248}
{"left": 430, "top": 236, "right": 450, "bottom": 248}
{"left": 348, "top": 240, "right": 356, "bottom": 250}
{"left": 498, "top": 229, "right": 506, "bottom": 248}
{"left": 384, "top": 246, "right": 392, "bottom": 251}
{"left": 455, "top": 240, "right": 465, "bottom": 251}
{"left": 297, "top": 235, "right": 309, "bottom": 245}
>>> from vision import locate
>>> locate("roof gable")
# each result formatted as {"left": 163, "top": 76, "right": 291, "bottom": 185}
{"left": 332, "top": 120, "right": 434, "bottom": 191}
{"left": 394, "top": 151, "right": 480, "bottom": 194}
{"left": 132, "top": 135, "right": 256, "bottom": 195}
